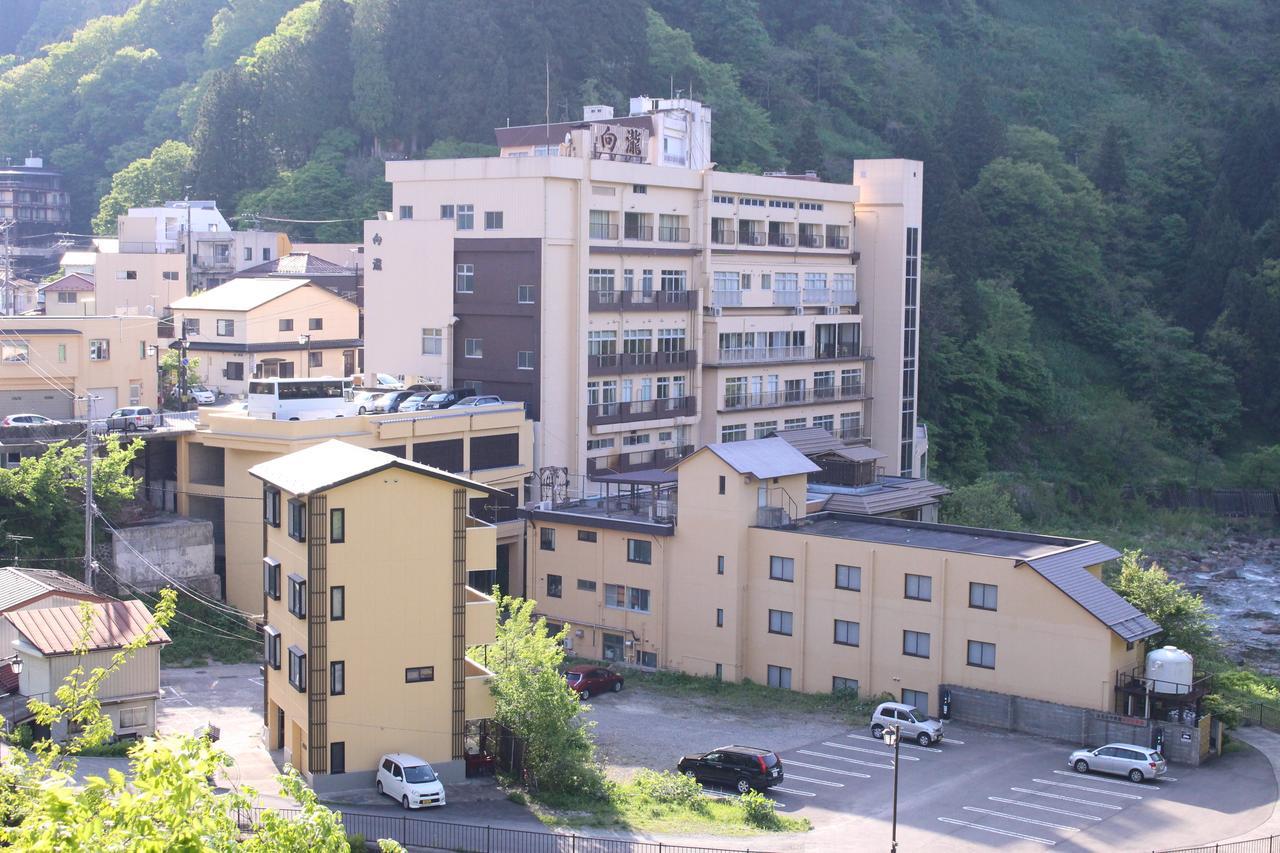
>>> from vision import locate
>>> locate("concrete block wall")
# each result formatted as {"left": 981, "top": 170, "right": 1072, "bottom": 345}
{"left": 111, "top": 517, "right": 219, "bottom": 596}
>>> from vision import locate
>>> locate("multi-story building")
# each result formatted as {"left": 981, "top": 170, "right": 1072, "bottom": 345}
{"left": 159, "top": 402, "right": 532, "bottom": 612}
{"left": 0, "top": 157, "right": 71, "bottom": 278}
{"left": 362, "top": 96, "right": 925, "bottom": 482}
{"left": 0, "top": 315, "right": 159, "bottom": 419}
{"left": 521, "top": 436, "right": 1157, "bottom": 715}
{"left": 251, "top": 440, "right": 498, "bottom": 789}
{"left": 169, "top": 277, "right": 361, "bottom": 395}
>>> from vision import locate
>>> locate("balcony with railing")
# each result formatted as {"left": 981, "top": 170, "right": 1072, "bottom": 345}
{"left": 767, "top": 232, "right": 796, "bottom": 247}
{"left": 772, "top": 289, "right": 801, "bottom": 306}
{"left": 832, "top": 288, "right": 857, "bottom": 307}
{"left": 711, "top": 345, "right": 811, "bottom": 365}
{"left": 710, "top": 289, "right": 744, "bottom": 308}
{"left": 816, "top": 344, "right": 872, "bottom": 361}
{"left": 624, "top": 223, "right": 654, "bottom": 241}
{"left": 587, "top": 348, "right": 696, "bottom": 376}
{"left": 711, "top": 229, "right": 736, "bottom": 245}
{"left": 531, "top": 488, "right": 678, "bottom": 531}
{"left": 587, "top": 395, "right": 696, "bottom": 425}
{"left": 827, "top": 234, "right": 850, "bottom": 249}
{"left": 587, "top": 444, "right": 693, "bottom": 477}
{"left": 589, "top": 289, "right": 694, "bottom": 312}
{"left": 590, "top": 222, "right": 619, "bottom": 240}
{"left": 738, "top": 230, "right": 766, "bottom": 247}
{"left": 803, "top": 288, "right": 831, "bottom": 305}
{"left": 799, "top": 232, "right": 826, "bottom": 249}
{"left": 720, "top": 382, "right": 869, "bottom": 412}
{"left": 658, "top": 225, "right": 691, "bottom": 243}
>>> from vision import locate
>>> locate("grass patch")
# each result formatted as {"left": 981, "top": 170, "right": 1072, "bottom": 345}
{"left": 527, "top": 772, "right": 810, "bottom": 835}
{"left": 155, "top": 594, "right": 260, "bottom": 666}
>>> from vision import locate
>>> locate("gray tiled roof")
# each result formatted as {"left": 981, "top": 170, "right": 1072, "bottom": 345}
{"left": 685, "top": 437, "right": 821, "bottom": 480}
{"left": 1022, "top": 544, "right": 1161, "bottom": 642}
{"left": 0, "top": 566, "right": 100, "bottom": 612}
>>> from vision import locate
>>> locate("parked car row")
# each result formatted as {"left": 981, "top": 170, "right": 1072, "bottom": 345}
{"left": 354, "top": 386, "right": 506, "bottom": 415}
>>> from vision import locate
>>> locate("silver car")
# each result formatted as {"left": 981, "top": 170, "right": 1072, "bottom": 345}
{"left": 1069, "top": 743, "right": 1166, "bottom": 783}
{"left": 870, "top": 701, "right": 944, "bottom": 746}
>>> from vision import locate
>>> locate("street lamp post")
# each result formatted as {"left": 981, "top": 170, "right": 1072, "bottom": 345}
{"left": 298, "top": 333, "right": 312, "bottom": 378}
{"left": 884, "top": 724, "right": 902, "bottom": 852}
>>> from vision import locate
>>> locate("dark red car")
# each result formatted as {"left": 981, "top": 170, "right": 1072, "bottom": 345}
{"left": 564, "top": 665, "right": 624, "bottom": 699}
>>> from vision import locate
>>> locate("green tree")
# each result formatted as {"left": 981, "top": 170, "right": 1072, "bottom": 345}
{"left": 93, "top": 139, "right": 193, "bottom": 233}
{"left": 789, "top": 117, "right": 823, "bottom": 176}
{"left": 476, "top": 593, "right": 600, "bottom": 794}
{"left": 159, "top": 348, "right": 201, "bottom": 398}
{"left": 944, "top": 78, "right": 1005, "bottom": 187}
{"left": 1111, "top": 551, "right": 1217, "bottom": 662}
{"left": 1092, "top": 124, "right": 1128, "bottom": 196}
{"left": 191, "top": 65, "right": 273, "bottom": 211}
{"left": 0, "top": 435, "right": 143, "bottom": 561}
{"left": 940, "top": 478, "right": 1024, "bottom": 529}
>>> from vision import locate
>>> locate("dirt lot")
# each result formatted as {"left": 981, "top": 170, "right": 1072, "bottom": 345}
{"left": 585, "top": 682, "right": 846, "bottom": 781}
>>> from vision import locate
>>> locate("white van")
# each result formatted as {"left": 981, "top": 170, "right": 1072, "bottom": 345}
{"left": 375, "top": 753, "right": 446, "bottom": 809}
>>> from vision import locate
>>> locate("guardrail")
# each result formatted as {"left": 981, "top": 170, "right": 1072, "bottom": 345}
{"left": 1152, "top": 836, "right": 1279, "bottom": 853}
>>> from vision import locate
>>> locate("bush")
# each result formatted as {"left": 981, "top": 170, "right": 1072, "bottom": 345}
{"left": 346, "top": 833, "right": 366, "bottom": 851}
{"left": 631, "top": 769, "right": 705, "bottom": 810}
{"left": 506, "top": 791, "right": 527, "bottom": 805}
{"left": 72, "top": 738, "right": 135, "bottom": 757}
{"left": 12, "top": 724, "right": 34, "bottom": 750}
{"left": 738, "top": 789, "right": 780, "bottom": 829}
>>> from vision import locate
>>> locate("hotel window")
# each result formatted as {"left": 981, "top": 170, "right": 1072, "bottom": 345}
{"left": 833, "top": 676, "right": 859, "bottom": 695}
{"left": 718, "top": 476, "right": 726, "bottom": 495}
{"left": 967, "top": 640, "right": 997, "bottom": 669}
{"left": 540, "top": 527, "right": 555, "bottom": 550}
{"left": 162, "top": 270, "right": 179, "bottom": 281}
{"left": 456, "top": 204, "right": 474, "bottom": 230}
{"left": 904, "top": 573, "right": 932, "bottom": 601}
{"left": 264, "top": 488, "right": 280, "bottom": 527}
{"left": 464, "top": 338, "right": 483, "bottom": 358}
{"left": 455, "top": 263, "right": 475, "bottom": 293}
{"left": 713, "top": 271, "right": 740, "bottom": 291}
{"left": 812, "top": 414, "right": 834, "bottom": 431}
{"left": 588, "top": 268, "right": 615, "bottom": 291}
{"left": 587, "top": 330, "right": 616, "bottom": 356}
{"left": 546, "top": 574, "right": 562, "bottom": 598}
{"left": 903, "top": 630, "right": 931, "bottom": 659}
{"left": 660, "top": 269, "right": 687, "bottom": 291}
{"left": 330, "top": 508, "right": 345, "bottom": 543}
{"left": 902, "top": 689, "right": 929, "bottom": 715}
{"left": 89, "top": 339, "right": 110, "bottom": 360}
{"left": 485, "top": 211, "right": 504, "bottom": 230}
{"left": 264, "top": 627, "right": 281, "bottom": 669}
{"left": 225, "top": 362, "right": 244, "bottom": 380}
{"left": 440, "top": 204, "right": 455, "bottom": 219}
{"left": 741, "top": 197, "right": 765, "bottom": 207}
{"left": 263, "top": 558, "right": 281, "bottom": 599}
{"left": 287, "top": 498, "right": 306, "bottom": 542}
{"left": 399, "top": 205, "right": 413, "bottom": 220}
{"left": 767, "top": 665, "right": 792, "bottom": 689}
{"left": 518, "top": 284, "right": 535, "bottom": 303}
{"left": 783, "top": 417, "right": 806, "bottom": 430}
{"left": 279, "top": 319, "right": 294, "bottom": 331}
{"left": 753, "top": 421, "right": 777, "bottom": 440}
{"left": 309, "top": 351, "right": 323, "bottom": 368}
{"left": 586, "top": 438, "right": 614, "bottom": 451}
{"left": 183, "top": 319, "right": 200, "bottom": 335}
{"left": 720, "top": 424, "right": 747, "bottom": 443}
{"left": 657, "top": 328, "right": 685, "bottom": 352}
{"left": 834, "top": 619, "right": 860, "bottom": 647}
{"left": 405, "top": 666, "right": 435, "bottom": 683}
{"left": 622, "top": 433, "right": 650, "bottom": 447}
{"left": 517, "top": 351, "right": 535, "bottom": 370}
{"left": 421, "top": 328, "right": 443, "bottom": 355}
{"left": 1, "top": 341, "right": 28, "bottom": 362}
{"left": 577, "top": 529, "right": 597, "bottom": 543}
{"left": 716, "top": 608, "right": 724, "bottom": 627}
{"left": 713, "top": 194, "right": 734, "bottom": 204}
{"left": 639, "top": 651, "right": 657, "bottom": 668}
{"left": 770, "top": 556, "right": 794, "bottom": 582}
{"left": 717, "top": 555, "right": 725, "bottom": 575}
{"left": 309, "top": 318, "right": 323, "bottom": 330}
{"left": 969, "top": 582, "right": 998, "bottom": 611}
{"left": 768, "top": 609, "right": 793, "bottom": 636}
{"left": 577, "top": 578, "right": 596, "bottom": 592}
{"left": 288, "top": 647, "right": 306, "bottom": 692}
{"left": 331, "top": 586, "right": 345, "bottom": 621}
{"left": 57, "top": 344, "right": 67, "bottom": 363}
{"left": 57, "top": 291, "right": 76, "bottom": 304}
{"left": 288, "top": 574, "right": 306, "bottom": 618}
{"left": 330, "top": 661, "right": 345, "bottom": 695}
{"left": 633, "top": 185, "right": 648, "bottom": 194}
{"left": 629, "top": 587, "right": 650, "bottom": 612}
{"left": 627, "top": 538, "right": 651, "bottom": 564}
{"left": 835, "top": 564, "right": 861, "bottom": 591}
{"left": 604, "top": 583, "right": 625, "bottom": 609}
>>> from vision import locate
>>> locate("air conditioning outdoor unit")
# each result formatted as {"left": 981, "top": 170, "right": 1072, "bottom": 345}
{"left": 824, "top": 305, "right": 840, "bottom": 315}
{"left": 707, "top": 306, "right": 722, "bottom": 317}
{"left": 793, "top": 306, "right": 805, "bottom": 315}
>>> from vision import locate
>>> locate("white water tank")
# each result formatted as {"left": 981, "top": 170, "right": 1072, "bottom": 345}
{"left": 1145, "top": 646, "right": 1194, "bottom": 694}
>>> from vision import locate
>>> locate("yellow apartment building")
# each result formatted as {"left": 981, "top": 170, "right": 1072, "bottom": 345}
{"left": 168, "top": 402, "right": 532, "bottom": 612}
{"left": 362, "top": 95, "right": 927, "bottom": 485}
{"left": 0, "top": 315, "right": 159, "bottom": 419}
{"left": 251, "top": 440, "right": 498, "bottom": 790}
{"left": 522, "top": 437, "right": 1157, "bottom": 716}
{"left": 170, "top": 277, "right": 361, "bottom": 396}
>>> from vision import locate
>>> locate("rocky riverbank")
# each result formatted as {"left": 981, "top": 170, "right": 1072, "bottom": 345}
{"left": 1148, "top": 534, "right": 1280, "bottom": 676}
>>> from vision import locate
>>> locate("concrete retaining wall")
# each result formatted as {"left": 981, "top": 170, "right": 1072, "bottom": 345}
{"left": 110, "top": 516, "right": 220, "bottom": 598}
{"left": 942, "top": 683, "right": 1209, "bottom": 766}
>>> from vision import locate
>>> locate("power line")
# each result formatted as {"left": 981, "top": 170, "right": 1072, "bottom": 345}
{"left": 93, "top": 562, "right": 259, "bottom": 645}
{"left": 234, "top": 213, "right": 365, "bottom": 225}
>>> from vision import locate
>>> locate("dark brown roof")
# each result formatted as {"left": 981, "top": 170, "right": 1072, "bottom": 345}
{"left": 42, "top": 273, "right": 95, "bottom": 292}
{"left": 6, "top": 599, "right": 170, "bottom": 656}
{"left": 494, "top": 114, "right": 654, "bottom": 148}
{"left": 239, "top": 253, "right": 352, "bottom": 278}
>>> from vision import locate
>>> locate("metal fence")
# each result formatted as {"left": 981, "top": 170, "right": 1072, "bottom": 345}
{"left": 236, "top": 807, "right": 775, "bottom": 853}
{"left": 1154, "top": 836, "right": 1278, "bottom": 853}
{"left": 1250, "top": 701, "right": 1280, "bottom": 732}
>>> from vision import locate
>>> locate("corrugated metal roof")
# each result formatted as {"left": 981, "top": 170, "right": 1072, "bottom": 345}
{"left": 170, "top": 277, "right": 313, "bottom": 312}
{"left": 685, "top": 437, "right": 821, "bottom": 479}
{"left": 6, "top": 599, "right": 170, "bottom": 656}
{"left": 0, "top": 567, "right": 100, "bottom": 612}
{"left": 1022, "top": 544, "right": 1161, "bottom": 642}
{"left": 249, "top": 439, "right": 504, "bottom": 498}
{"left": 822, "top": 479, "right": 951, "bottom": 515}
{"left": 833, "top": 445, "right": 888, "bottom": 463}
{"left": 771, "top": 427, "right": 846, "bottom": 456}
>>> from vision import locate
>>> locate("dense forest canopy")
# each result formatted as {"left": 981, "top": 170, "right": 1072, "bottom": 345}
{"left": 2, "top": 0, "right": 1278, "bottom": 521}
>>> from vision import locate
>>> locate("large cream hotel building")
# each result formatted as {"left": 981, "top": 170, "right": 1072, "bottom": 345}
{"left": 363, "top": 97, "right": 925, "bottom": 482}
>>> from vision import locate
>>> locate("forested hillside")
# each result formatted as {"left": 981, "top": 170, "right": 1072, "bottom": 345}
{"left": 2, "top": 0, "right": 1278, "bottom": 521}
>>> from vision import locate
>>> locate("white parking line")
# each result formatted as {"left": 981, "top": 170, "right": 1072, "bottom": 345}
{"left": 1051, "top": 769, "right": 1164, "bottom": 789}
{"left": 785, "top": 760, "right": 871, "bottom": 779}
{"left": 784, "top": 773, "right": 844, "bottom": 788}
{"left": 1032, "top": 778, "right": 1143, "bottom": 800}
{"left": 249, "top": 677, "right": 264, "bottom": 686}
{"left": 159, "top": 686, "right": 192, "bottom": 705}
{"left": 826, "top": 742, "right": 920, "bottom": 761}
{"left": 1011, "top": 787, "right": 1122, "bottom": 810}
{"left": 938, "top": 817, "right": 1056, "bottom": 845}
{"left": 817, "top": 744, "right": 894, "bottom": 769}
{"left": 771, "top": 786, "right": 817, "bottom": 797}
{"left": 800, "top": 749, "right": 892, "bottom": 770}
{"left": 847, "top": 733, "right": 941, "bottom": 753}
{"left": 989, "top": 796, "right": 1102, "bottom": 821}
{"left": 963, "top": 806, "right": 1080, "bottom": 832}
{"left": 945, "top": 737, "right": 966, "bottom": 745}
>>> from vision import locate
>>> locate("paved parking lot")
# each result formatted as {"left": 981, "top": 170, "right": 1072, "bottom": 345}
{"left": 588, "top": 686, "right": 1278, "bottom": 851}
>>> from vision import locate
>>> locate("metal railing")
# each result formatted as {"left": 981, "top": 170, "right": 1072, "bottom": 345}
{"left": 816, "top": 344, "right": 871, "bottom": 360}
{"left": 236, "top": 806, "right": 770, "bottom": 853}
{"left": 623, "top": 224, "right": 653, "bottom": 240}
{"left": 722, "top": 383, "right": 867, "bottom": 412}
{"left": 587, "top": 349, "right": 695, "bottom": 376}
{"left": 738, "top": 231, "right": 766, "bottom": 246}
{"left": 710, "top": 289, "right": 743, "bottom": 308}
{"left": 587, "top": 395, "right": 696, "bottom": 425}
{"left": 711, "top": 230, "right": 736, "bottom": 245}
{"left": 767, "top": 232, "right": 796, "bottom": 247}
{"left": 799, "top": 232, "right": 825, "bottom": 248}
{"left": 589, "top": 289, "right": 693, "bottom": 312}
{"left": 713, "top": 345, "right": 810, "bottom": 364}
{"left": 1249, "top": 701, "right": 1280, "bottom": 732}
{"left": 827, "top": 234, "right": 850, "bottom": 249}
{"left": 832, "top": 288, "right": 857, "bottom": 306}
{"left": 658, "top": 226, "right": 690, "bottom": 243}
{"left": 589, "top": 223, "right": 619, "bottom": 240}
{"left": 1152, "top": 837, "right": 1279, "bottom": 853}
{"left": 587, "top": 444, "right": 693, "bottom": 476}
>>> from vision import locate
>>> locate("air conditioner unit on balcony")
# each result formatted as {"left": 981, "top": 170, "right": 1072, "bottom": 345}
{"left": 824, "top": 305, "right": 840, "bottom": 315}
{"left": 707, "top": 306, "right": 722, "bottom": 317}
{"left": 793, "top": 306, "right": 805, "bottom": 316}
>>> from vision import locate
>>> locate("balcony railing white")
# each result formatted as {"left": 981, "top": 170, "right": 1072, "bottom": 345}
{"left": 711, "top": 289, "right": 743, "bottom": 307}
{"left": 714, "top": 346, "right": 810, "bottom": 364}
{"left": 832, "top": 288, "right": 857, "bottom": 306}
{"left": 803, "top": 288, "right": 831, "bottom": 304}
{"left": 772, "top": 290, "right": 800, "bottom": 306}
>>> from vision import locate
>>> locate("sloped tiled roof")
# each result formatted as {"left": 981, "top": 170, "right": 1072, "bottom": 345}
{"left": 42, "top": 273, "right": 95, "bottom": 292}
{"left": 771, "top": 427, "right": 886, "bottom": 463}
{"left": 820, "top": 478, "right": 951, "bottom": 515}
{"left": 1022, "top": 544, "right": 1161, "bottom": 643}
{"left": 0, "top": 566, "right": 101, "bottom": 612}
{"left": 250, "top": 439, "right": 504, "bottom": 498}
{"left": 6, "top": 599, "right": 170, "bottom": 656}
{"left": 239, "top": 253, "right": 351, "bottom": 277}
{"left": 674, "top": 437, "right": 820, "bottom": 480}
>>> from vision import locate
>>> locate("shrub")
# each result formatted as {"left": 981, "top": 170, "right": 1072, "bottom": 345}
{"left": 346, "top": 833, "right": 366, "bottom": 851}
{"left": 506, "top": 791, "right": 527, "bottom": 805}
{"left": 631, "top": 769, "right": 705, "bottom": 809}
{"left": 13, "top": 724, "right": 34, "bottom": 749}
{"left": 738, "top": 789, "right": 780, "bottom": 829}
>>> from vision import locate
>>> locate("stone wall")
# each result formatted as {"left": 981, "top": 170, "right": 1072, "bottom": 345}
{"left": 941, "top": 683, "right": 1211, "bottom": 766}
{"left": 110, "top": 516, "right": 220, "bottom": 599}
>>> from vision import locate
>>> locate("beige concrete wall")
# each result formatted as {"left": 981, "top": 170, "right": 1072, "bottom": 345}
{"left": 45, "top": 290, "right": 96, "bottom": 316}
{"left": 94, "top": 251, "right": 186, "bottom": 317}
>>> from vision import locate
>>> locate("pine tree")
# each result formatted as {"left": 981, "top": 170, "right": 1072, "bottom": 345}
{"left": 788, "top": 117, "right": 823, "bottom": 176}
{"left": 1092, "top": 124, "right": 1128, "bottom": 195}
{"left": 945, "top": 78, "right": 1006, "bottom": 187}
{"left": 191, "top": 67, "right": 272, "bottom": 212}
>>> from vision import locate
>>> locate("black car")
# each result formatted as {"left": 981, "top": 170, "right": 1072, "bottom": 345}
{"left": 677, "top": 745, "right": 783, "bottom": 793}
{"left": 418, "top": 388, "right": 479, "bottom": 410}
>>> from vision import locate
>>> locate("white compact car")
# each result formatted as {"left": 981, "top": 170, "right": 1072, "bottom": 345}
{"left": 1068, "top": 743, "right": 1167, "bottom": 782}
{"left": 376, "top": 753, "right": 446, "bottom": 809}
{"left": 870, "top": 701, "right": 945, "bottom": 746}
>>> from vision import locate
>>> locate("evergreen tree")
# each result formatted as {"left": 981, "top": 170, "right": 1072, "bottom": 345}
{"left": 191, "top": 67, "right": 273, "bottom": 211}
{"left": 1092, "top": 124, "right": 1128, "bottom": 195}
{"left": 788, "top": 117, "right": 823, "bottom": 176}
{"left": 944, "top": 78, "right": 1005, "bottom": 187}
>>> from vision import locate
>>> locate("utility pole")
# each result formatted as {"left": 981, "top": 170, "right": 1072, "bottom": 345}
{"left": 1, "top": 220, "right": 13, "bottom": 316}
{"left": 83, "top": 393, "right": 97, "bottom": 589}
{"left": 184, "top": 190, "right": 193, "bottom": 296}
{"left": 885, "top": 724, "right": 901, "bottom": 853}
